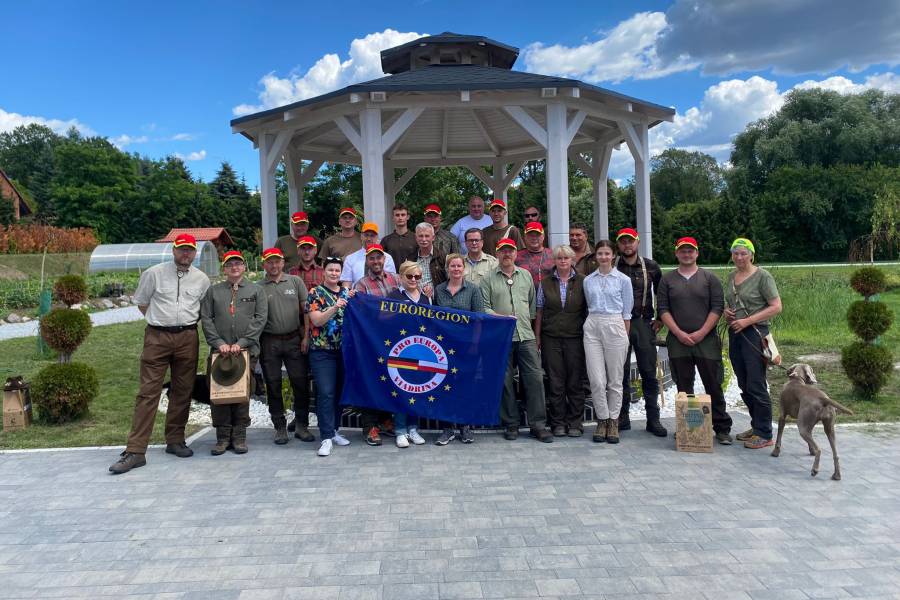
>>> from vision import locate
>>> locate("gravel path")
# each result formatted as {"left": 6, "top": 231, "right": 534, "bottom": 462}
{"left": 0, "top": 306, "right": 143, "bottom": 341}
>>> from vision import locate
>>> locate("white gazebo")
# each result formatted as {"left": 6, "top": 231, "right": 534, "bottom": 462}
{"left": 232, "top": 32, "right": 674, "bottom": 257}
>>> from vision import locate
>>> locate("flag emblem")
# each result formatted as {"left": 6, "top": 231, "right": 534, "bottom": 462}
{"left": 386, "top": 335, "right": 449, "bottom": 394}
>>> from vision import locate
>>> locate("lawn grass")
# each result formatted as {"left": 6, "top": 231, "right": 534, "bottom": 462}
{"left": 0, "top": 253, "right": 91, "bottom": 279}
{"left": 0, "top": 320, "right": 206, "bottom": 449}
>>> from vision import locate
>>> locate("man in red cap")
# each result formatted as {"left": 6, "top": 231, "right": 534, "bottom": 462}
{"left": 481, "top": 199, "right": 524, "bottom": 257}
{"left": 481, "top": 238, "right": 553, "bottom": 443}
{"left": 523, "top": 206, "right": 549, "bottom": 247}
{"left": 515, "top": 222, "right": 554, "bottom": 288}
{"left": 275, "top": 211, "right": 321, "bottom": 271}
{"left": 423, "top": 203, "right": 461, "bottom": 256}
{"left": 657, "top": 237, "right": 733, "bottom": 444}
{"left": 109, "top": 233, "right": 211, "bottom": 474}
{"left": 289, "top": 236, "right": 326, "bottom": 292}
{"left": 200, "top": 250, "right": 268, "bottom": 454}
{"left": 318, "top": 207, "right": 362, "bottom": 260}
{"left": 340, "top": 222, "right": 396, "bottom": 286}
{"left": 614, "top": 228, "right": 666, "bottom": 437}
{"left": 381, "top": 203, "right": 418, "bottom": 269}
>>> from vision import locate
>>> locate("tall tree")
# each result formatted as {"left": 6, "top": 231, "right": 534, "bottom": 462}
{"left": 650, "top": 148, "right": 724, "bottom": 209}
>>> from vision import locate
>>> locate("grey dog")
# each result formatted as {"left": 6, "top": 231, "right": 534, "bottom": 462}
{"left": 771, "top": 363, "right": 853, "bottom": 480}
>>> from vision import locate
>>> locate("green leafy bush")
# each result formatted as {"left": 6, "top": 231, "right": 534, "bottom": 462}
{"left": 841, "top": 342, "right": 894, "bottom": 399}
{"left": 847, "top": 300, "right": 895, "bottom": 341}
{"left": 850, "top": 267, "right": 887, "bottom": 298}
{"left": 40, "top": 308, "right": 92, "bottom": 358}
{"left": 53, "top": 274, "right": 88, "bottom": 307}
{"left": 31, "top": 362, "right": 99, "bottom": 424}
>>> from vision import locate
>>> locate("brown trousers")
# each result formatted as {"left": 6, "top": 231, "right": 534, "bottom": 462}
{"left": 125, "top": 326, "right": 199, "bottom": 453}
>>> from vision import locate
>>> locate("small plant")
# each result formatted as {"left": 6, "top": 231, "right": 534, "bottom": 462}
{"left": 842, "top": 267, "right": 894, "bottom": 399}
{"left": 53, "top": 274, "right": 88, "bottom": 307}
{"left": 31, "top": 362, "right": 99, "bottom": 424}
{"left": 40, "top": 308, "right": 92, "bottom": 362}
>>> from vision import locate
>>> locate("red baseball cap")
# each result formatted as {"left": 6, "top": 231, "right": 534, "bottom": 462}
{"left": 524, "top": 222, "right": 544, "bottom": 235}
{"left": 424, "top": 203, "right": 441, "bottom": 215}
{"left": 364, "top": 243, "right": 385, "bottom": 255}
{"left": 488, "top": 198, "right": 507, "bottom": 210}
{"left": 261, "top": 247, "right": 284, "bottom": 261}
{"left": 675, "top": 236, "right": 699, "bottom": 250}
{"left": 495, "top": 238, "right": 517, "bottom": 251}
{"left": 221, "top": 250, "right": 244, "bottom": 266}
{"left": 291, "top": 211, "right": 309, "bottom": 224}
{"left": 616, "top": 227, "right": 639, "bottom": 241}
{"left": 173, "top": 233, "right": 197, "bottom": 249}
{"left": 338, "top": 207, "right": 356, "bottom": 218}
{"left": 296, "top": 235, "right": 317, "bottom": 248}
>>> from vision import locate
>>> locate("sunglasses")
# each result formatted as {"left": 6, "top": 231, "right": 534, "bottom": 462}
{"left": 324, "top": 256, "right": 343, "bottom": 266}
{"left": 524, "top": 213, "right": 539, "bottom": 218}
{"left": 405, "top": 274, "right": 422, "bottom": 280}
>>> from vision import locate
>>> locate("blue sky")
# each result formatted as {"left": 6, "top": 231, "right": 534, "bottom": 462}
{"left": 2, "top": 0, "right": 899, "bottom": 187}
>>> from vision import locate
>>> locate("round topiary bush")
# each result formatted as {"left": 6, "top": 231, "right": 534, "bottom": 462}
{"left": 847, "top": 300, "right": 895, "bottom": 341}
{"left": 850, "top": 267, "right": 887, "bottom": 299}
{"left": 53, "top": 274, "right": 88, "bottom": 307}
{"left": 31, "top": 362, "right": 99, "bottom": 424}
{"left": 40, "top": 308, "right": 92, "bottom": 360}
{"left": 841, "top": 341, "right": 894, "bottom": 399}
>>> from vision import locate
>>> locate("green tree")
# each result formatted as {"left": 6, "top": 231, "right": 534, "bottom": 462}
{"left": 650, "top": 148, "right": 724, "bottom": 209}
{"left": 0, "top": 124, "right": 61, "bottom": 218}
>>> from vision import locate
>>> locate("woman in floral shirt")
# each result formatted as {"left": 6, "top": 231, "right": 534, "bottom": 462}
{"left": 305, "top": 256, "right": 356, "bottom": 457}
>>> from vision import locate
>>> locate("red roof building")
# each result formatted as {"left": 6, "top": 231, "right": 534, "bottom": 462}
{"left": 157, "top": 228, "right": 235, "bottom": 255}
{"left": 0, "top": 169, "right": 32, "bottom": 221}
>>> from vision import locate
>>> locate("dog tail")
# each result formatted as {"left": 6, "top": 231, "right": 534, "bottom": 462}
{"left": 825, "top": 396, "right": 854, "bottom": 415}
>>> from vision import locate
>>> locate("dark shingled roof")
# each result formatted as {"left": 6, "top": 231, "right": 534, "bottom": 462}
{"left": 380, "top": 31, "right": 519, "bottom": 74}
{"left": 231, "top": 65, "right": 674, "bottom": 126}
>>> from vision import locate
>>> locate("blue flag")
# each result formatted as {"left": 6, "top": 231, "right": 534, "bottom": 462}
{"left": 340, "top": 293, "right": 515, "bottom": 425}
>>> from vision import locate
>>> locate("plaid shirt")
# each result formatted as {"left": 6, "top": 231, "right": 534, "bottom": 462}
{"left": 289, "top": 262, "right": 326, "bottom": 291}
{"left": 353, "top": 271, "right": 401, "bottom": 297}
{"left": 515, "top": 248, "right": 554, "bottom": 288}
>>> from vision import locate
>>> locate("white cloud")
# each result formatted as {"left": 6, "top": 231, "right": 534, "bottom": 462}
{"left": 233, "top": 29, "right": 425, "bottom": 116}
{"left": 522, "top": 12, "right": 696, "bottom": 83}
{"left": 170, "top": 132, "right": 196, "bottom": 141}
{"left": 175, "top": 150, "right": 206, "bottom": 161}
{"left": 0, "top": 107, "right": 95, "bottom": 136}
{"left": 795, "top": 72, "right": 900, "bottom": 94}
{"left": 111, "top": 134, "right": 149, "bottom": 149}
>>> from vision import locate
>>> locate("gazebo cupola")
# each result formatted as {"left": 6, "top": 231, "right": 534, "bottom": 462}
{"left": 232, "top": 31, "right": 674, "bottom": 256}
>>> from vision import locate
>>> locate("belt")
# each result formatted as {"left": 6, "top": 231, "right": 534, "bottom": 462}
{"left": 148, "top": 323, "right": 197, "bottom": 333}
{"left": 262, "top": 329, "right": 302, "bottom": 341}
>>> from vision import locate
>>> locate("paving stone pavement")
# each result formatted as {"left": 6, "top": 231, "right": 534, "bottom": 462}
{"left": 1, "top": 417, "right": 900, "bottom": 600}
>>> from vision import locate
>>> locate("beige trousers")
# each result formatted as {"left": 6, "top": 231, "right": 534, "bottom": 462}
{"left": 583, "top": 314, "right": 630, "bottom": 421}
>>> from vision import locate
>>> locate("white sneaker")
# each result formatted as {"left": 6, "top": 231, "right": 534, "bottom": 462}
{"left": 408, "top": 429, "right": 426, "bottom": 445}
{"left": 317, "top": 439, "right": 333, "bottom": 457}
{"left": 332, "top": 432, "right": 350, "bottom": 446}
{"left": 396, "top": 434, "right": 410, "bottom": 448}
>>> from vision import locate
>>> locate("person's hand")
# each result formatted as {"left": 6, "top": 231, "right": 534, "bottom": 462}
{"left": 347, "top": 289, "right": 357, "bottom": 298}
{"left": 217, "top": 344, "right": 231, "bottom": 355}
{"left": 723, "top": 307, "right": 736, "bottom": 323}
{"left": 651, "top": 319, "right": 662, "bottom": 333}
{"left": 335, "top": 298, "right": 348, "bottom": 309}
{"left": 687, "top": 331, "right": 706, "bottom": 345}
{"left": 300, "top": 336, "right": 309, "bottom": 354}
{"left": 229, "top": 343, "right": 242, "bottom": 354}
{"left": 535, "top": 336, "right": 541, "bottom": 352}
{"left": 675, "top": 330, "right": 695, "bottom": 346}
{"left": 423, "top": 283, "right": 434, "bottom": 298}
{"left": 730, "top": 318, "right": 750, "bottom": 333}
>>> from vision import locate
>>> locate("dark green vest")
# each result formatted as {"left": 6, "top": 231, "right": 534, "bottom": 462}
{"left": 541, "top": 272, "right": 586, "bottom": 338}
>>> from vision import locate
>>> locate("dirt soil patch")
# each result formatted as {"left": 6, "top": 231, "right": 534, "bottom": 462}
{"left": 796, "top": 352, "right": 840, "bottom": 364}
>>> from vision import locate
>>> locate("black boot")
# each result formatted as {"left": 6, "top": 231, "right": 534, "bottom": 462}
{"left": 618, "top": 404, "right": 631, "bottom": 431}
{"left": 232, "top": 427, "right": 248, "bottom": 454}
{"left": 211, "top": 426, "right": 231, "bottom": 455}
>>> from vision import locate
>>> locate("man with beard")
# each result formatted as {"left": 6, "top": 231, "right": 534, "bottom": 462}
{"left": 481, "top": 199, "right": 524, "bottom": 257}
{"left": 515, "top": 221, "right": 554, "bottom": 288}
{"left": 340, "top": 222, "right": 396, "bottom": 285}
{"left": 424, "top": 203, "right": 461, "bottom": 256}
{"left": 275, "top": 211, "right": 321, "bottom": 270}
{"left": 318, "top": 207, "right": 363, "bottom": 260}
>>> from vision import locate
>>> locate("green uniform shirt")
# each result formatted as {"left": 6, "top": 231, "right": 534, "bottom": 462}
{"left": 261, "top": 274, "right": 308, "bottom": 335}
{"left": 200, "top": 278, "right": 268, "bottom": 356}
{"left": 726, "top": 268, "right": 779, "bottom": 326}
{"left": 481, "top": 265, "right": 536, "bottom": 342}
{"left": 275, "top": 234, "right": 322, "bottom": 270}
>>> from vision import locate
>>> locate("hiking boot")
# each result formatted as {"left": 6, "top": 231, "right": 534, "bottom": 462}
{"left": 287, "top": 418, "right": 296, "bottom": 433}
{"left": 165, "top": 442, "right": 193, "bottom": 458}
{"left": 715, "top": 432, "right": 733, "bottom": 445}
{"left": 503, "top": 424, "right": 518, "bottom": 440}
{"left": 743, "top": 435, "right": 774, "bottom": 449}
{"left": 274, "top": 425, "right": 289, "bottom": 445}
{"left": 618, "top": 414, "right": 631, "bottom": 431}
{"left": 211, "top": 426, "right": 231, "bottom": 456}
{"left": 366, "top": 426, "right": 382, "bottom": 446}
{"left": 530, "top": 428, "right": 553, "bottom": 443}
{"left": 294, "top": 425, "right": 315, "bottom": 442}
{"left": 567, "top": 428, "right": 583, "bottom": 438}
{"left": 232, "top": 427, "right": 248, "bottom": 454}
{"left": 460, "top": 426, "right": 474, "bottom": 444}
{"left": 735, "top": 428, "right": 754, "bottom": 441}
{"left": 592, "top": 420, "right": 607, "bottom": 443}
{"left": 379, "top": 418, "right": 396, "bottom": 437}
{"left": 435, "top": 428, "right": 456, "bottom": 446}
{"left": 607, "top": 419, "right": 620, "bottom": 444}
{"left": 552, "top": 425, "right": 566, "bottom": 437}
{"left": 109, "top": 451, "right": 146, "bottom": 474}
{"left": 646, "top": 419, "right": 668, "bottom": 437}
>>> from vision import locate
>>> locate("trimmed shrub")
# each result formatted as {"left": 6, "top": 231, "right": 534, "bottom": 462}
{"left": 850, "top": 267, "right": 887, "bottom": 298}
{"left": 847, "top": 300, "right": 895, "bottom": 341}
{"left": 841, "top": 342, "right": 894, "bottom": 399}
{"left": 53, "top": 274, "right": 88, "bottom": 307}
{"left": 40, "top": 308, "right": 92, "bottom": 359}
{"left": 31, "top": 362, "right": 99, "bottom": 424}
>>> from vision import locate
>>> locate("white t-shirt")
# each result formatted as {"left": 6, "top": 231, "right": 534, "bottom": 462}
{"left": 340, "top": 248, "right": 397, "bottom": 284}
{"left": 450, "top": 214, "right": 492, "bottom": 246}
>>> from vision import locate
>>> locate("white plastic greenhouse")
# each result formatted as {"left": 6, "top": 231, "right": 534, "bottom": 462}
{"left": 88, "top": 242, "right": 220, "bottom": 276}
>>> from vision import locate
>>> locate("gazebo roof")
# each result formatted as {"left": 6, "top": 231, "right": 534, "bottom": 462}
{"left": 379, "top": 31, "right": 519, "bottom": 74}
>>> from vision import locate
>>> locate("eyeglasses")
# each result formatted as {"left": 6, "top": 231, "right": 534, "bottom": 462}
{"left": 524, "top": 213, "right": 539, "bottom": 218}
{"left": 405, "top": 274, "right": 422, "bottom": 280}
